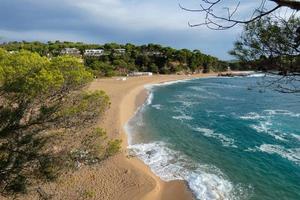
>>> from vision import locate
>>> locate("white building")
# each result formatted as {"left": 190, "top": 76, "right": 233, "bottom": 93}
{"left": 145, "top": 51, "right": 162, "bottom": 56}
{"left": 128, "top": 72, "right": 153, "bottom": 76}
{"left": 114, "top": 48, "right": 126, "bottom": 54}
{"left": 84, "top": 49, "right": 104, "bottom": 57}
{"left": 60, "top": 48, "right": 81, "bottom": 57}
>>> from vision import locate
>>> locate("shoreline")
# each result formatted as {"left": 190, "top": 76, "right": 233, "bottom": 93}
{"left": 120, "top": 80, "right": 192, "bottom": 200}
{"left": 89, "top": 74, "right": 217, "bottom": 200}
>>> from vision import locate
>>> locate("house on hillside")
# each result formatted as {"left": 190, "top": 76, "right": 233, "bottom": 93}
{"left": 144, "top": 51, "right": 162, "bottom": 56}
{"left": 84, "top": 49, "right": 104, "bottom": 57}
{"left": 114, "top": 48, "right": 126, "bottom": 55}
{"left": 60, "top": 48, "right": 81, "bottom": 57}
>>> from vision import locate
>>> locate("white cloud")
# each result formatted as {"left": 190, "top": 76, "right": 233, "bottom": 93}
{"left": 2, "top": 0, "right": 262, "bottom": 59}
{"left": 68, "top": 0, "right": 195, "bottom": 31}
{"left": 0, "top": 29, "right": 87, "bottom": 43}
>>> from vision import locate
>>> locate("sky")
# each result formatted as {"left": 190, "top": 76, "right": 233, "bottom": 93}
{"left": 0, "top": 0, "right": 287, "bottom": 60}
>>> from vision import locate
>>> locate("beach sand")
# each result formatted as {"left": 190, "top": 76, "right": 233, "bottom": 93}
{"left": 0, "top": 74, "right": 215, "bottom": 200}
{"left": 87, "top": 74, "right": 216, "bottom": 200}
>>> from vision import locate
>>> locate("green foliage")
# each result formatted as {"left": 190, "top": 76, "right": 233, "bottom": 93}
{"left": 149, "top": 63, "right": 159, "bottom": 73}
{"left": 0, "top": 41, "right": 231, "bottom": 75}
{"left": 50, "top": 56, "right": 93, "bottom": 88}
{"left": 105, "top": 139, "right": 122, "bottom": 157}
{"left": 87, "top": 61, "right": 115, "bottom": 77}
{"left": 72, "top": 128, "right": 121, "bottom": 166}
{"left": 230, "top": 16, "right": 300, "bottom": 73}
{"left": 0, "top": 49, "right": 111, "bottom": 195}
{"left": 0, "top": 50, "right": 93, "bottom": 98}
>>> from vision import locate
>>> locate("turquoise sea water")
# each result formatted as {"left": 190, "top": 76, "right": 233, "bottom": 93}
{"left": 126, "top": 76, "right": 300, "bottom": 200}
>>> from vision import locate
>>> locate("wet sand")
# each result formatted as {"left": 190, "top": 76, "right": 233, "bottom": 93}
{"left": 88, "top": 74, "right": 216, "bottom": 200}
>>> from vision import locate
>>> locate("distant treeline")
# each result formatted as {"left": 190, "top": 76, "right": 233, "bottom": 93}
{"left": 0, "top": 41, "right": 245, "bottom": 77}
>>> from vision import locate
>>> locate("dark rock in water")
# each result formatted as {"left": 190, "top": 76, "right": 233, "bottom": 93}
{"left": 146, "top": 150, "right": 156, "bottom": 158}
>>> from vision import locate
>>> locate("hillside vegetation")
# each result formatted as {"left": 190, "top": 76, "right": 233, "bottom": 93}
{"left": 0, "top": 41, "right": 235, "bottom": 76}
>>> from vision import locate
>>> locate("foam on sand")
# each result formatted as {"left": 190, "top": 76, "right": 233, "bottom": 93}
{"left": 128, "top": 142, "right": 247, "bottom": 200}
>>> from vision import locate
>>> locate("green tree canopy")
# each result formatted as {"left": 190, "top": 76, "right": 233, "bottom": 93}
{"left": 0, "top": 49, "right": 112, "bottom": 195}
{"left": 230, "top": 16, "right": 300, "bottom": 73}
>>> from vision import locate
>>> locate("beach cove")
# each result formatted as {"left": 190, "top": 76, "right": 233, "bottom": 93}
{"left": 88, "top": 74, "right": 217, "bottom": 200}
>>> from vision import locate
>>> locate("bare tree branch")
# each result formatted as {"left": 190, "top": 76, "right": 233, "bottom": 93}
{"left": 180, "top": 0, "right": 300, "bottom": 30}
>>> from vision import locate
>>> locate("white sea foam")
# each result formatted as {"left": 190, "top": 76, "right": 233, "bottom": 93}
{"left": 172, "top": 115, "right": 193, "bottom": 120}
{"left": 128, "top": 142, "right": 245, "bottom": 200}
{"left": 145, "top": 79, "right": 191, "bottom": 90}
{"left": 195, "top": 127, "right": 237, "bottom": 148}
{"left": 257, "top": 144, "right": 300, "bottom": 165}
{"left": 144, "top": 78, "right": 200, "bottom": 106}
{"left": 241, "top": 111, "right": 292, "bottom": 141}
{"left": 263, "top": 109, "right": 300, "bottom": 118}
{"left": 181, "top": 101, "right": 199, "bottom": 107}
{"left": 151, "top": 104, "right": 162, "bottom": 110}
{"left": 188, "top": 86, "right": 208, "bottom": 92}
{"left": 247, "top": 73, "right": 265, "bottom": 78}
{"left": 250, "top": 121, "right": 287, "bottom": 141}
{"left": 146, "top": 90, "right": 154, "bottom": 105}
{"left": 291, "top": 134, "right": 300, "bottom": 142}
{"left": 240, "top": 112, "right": 264, "bottom": 120}
{"left": 189, "top": 86, "right": 239, "bottom": 101}
{"left": 241, "top": 110, "right": 300, "bottom": 121}
{"left": 204, "top": 83, "right": 244, "bottom": 89}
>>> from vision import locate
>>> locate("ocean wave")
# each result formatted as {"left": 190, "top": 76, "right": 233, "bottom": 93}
{"left": 172, "top": 115, "right": 193, "bottom": 120}
{"left": 240, "top": 112, "right": 264, "bottom": 120}
{"left": 145, "top": 79, "right": 191, "bottom": 90}
{"left": 188, "top": 86, "right": 208, "bottom": 92}
{"left": 247, "top": 73, "right": 265, "bottom": 78}
{"left": 187, "top": 86, "right": 221, "bottom": 98}
{"left": 180, "top": 101, "right": 200, "bottom": 107}
{"left": 263, "top": 110, "right": 300, "bottom": 118}
{"left": 194, "top": 127, "right": 237, "bottom": 148}
{"left": 151, "top": 104, "right": 162, "bottom": 110}
{"left": 257, "top": 144, "right": 300, "bottom": 165}
{"left": 146, "top": 90, "right": 154, "bottom": 105}
{"left": 189, "top": 86, "right": 240, "bottom": 101}
{"left": 240, "top": 111, "right": 297, "bottom": 142}
{"left": 128, "top": 142, "right": 247, "bottom": 200}
{"left": 291, "top": 134, "right": 300, "bottom": 142}
{"left": 250, "top": 121, "right": 287, "bottom": 141}
{"left": 203, "top": 83, "right": 244, "bottom": 89}
{"left": 240, "top": 110, "right": 300, "bottom": 121}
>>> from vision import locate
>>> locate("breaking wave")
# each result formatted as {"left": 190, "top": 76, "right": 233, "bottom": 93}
{"left": 128, "top": 142, "right": 248, "bottom": 200}
{"left": 151, "top": 104, "right": 162, "bottom": 110}
{"left": 194, "top": 127, "right": 237, "bottom": 148}
{"left": 257, "top": 144, "right": 300, "bottom": 165}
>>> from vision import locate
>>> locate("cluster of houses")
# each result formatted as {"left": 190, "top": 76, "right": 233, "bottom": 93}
{"left": 60, "top": 48, "right": 154, "bottom": 77}
{"left": 60, "top": 47, "right": 126, "bottom": 57}
{"left": 60, "top": 48, "right": 164, "bottom": 58}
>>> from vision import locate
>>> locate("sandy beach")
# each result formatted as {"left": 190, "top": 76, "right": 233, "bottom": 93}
{"left": 0, "top": 74, "right": 216, "bottom": 200}
{"left": 87, "top": 74, "right": 216, "bottom": 200}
